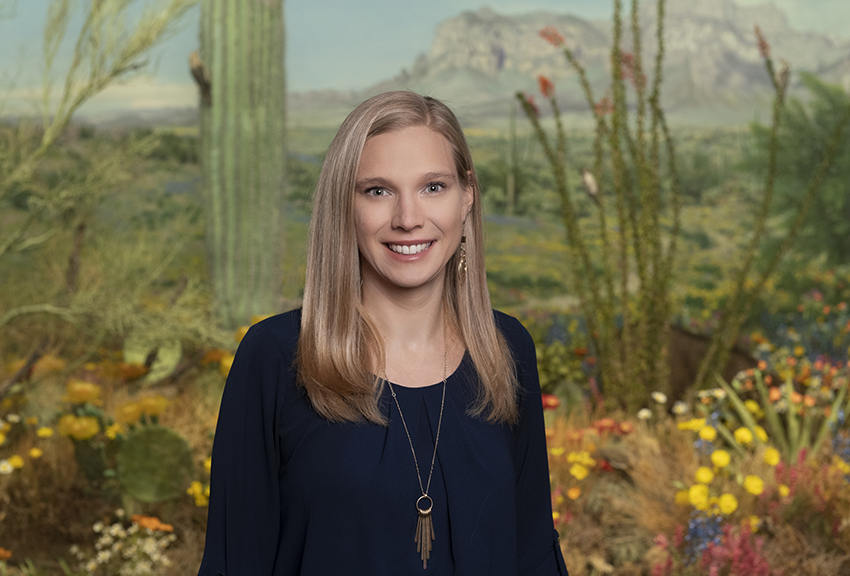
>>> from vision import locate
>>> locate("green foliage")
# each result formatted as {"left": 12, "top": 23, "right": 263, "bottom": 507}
{"left": 746, "top": 73, "right": 850, "bottom": 267}
{"left": 116, "top": 425, "right": 194, "bottom": 503}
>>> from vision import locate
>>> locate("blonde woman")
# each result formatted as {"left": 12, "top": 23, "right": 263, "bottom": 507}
{"left": 198, "top": 92, "right": 569, "bottom": 576}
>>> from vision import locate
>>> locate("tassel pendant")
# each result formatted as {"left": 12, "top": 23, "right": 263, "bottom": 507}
{"left": 415, "top": 495, "right": 435, "bottom": 569}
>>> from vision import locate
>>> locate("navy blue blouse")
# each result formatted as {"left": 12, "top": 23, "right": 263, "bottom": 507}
{"left": 198, "top": 309, "right": 569, "bottom": 576}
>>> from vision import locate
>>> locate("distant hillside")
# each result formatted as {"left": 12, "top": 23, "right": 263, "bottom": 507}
{"left": 290, "top": 0, "right": 850, "bottom": 127}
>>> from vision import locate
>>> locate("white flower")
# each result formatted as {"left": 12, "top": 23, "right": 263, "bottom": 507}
{"left": 97, "top": 534, "right": 113, "bottom": 548}
{"left": 672, "top": 401, "right": 688, "bottom": 415}
{"left": 712, "top": 388, "right": 727, "bottom": 400}
{"left": 96, "top": 550, "right": 111, "bottom": 563}
{"left": 115, "top": 508, "right": 125, "bottom": 518}
{"left": 637, "top": 408, "right": 652, "bottom": 420}
{"left": 112, "top": 541, "right": 123, "bottom": 552}
{"left": 69, "top": 544, "right": 80, "bottom": 555}
{"left": 0, "top": 460, "right": 13, "bottom": 475}
{"left": 5, "top": 414, "right": 20, "bottom": 423}
{"left": 93, "top": 521, "right": 104, "bottom": 533}
{"left": 651, "top": 391, "right": 667, "bottom": 404}
{"left": 86, "top": 560, "right": 98, "bottom": 573}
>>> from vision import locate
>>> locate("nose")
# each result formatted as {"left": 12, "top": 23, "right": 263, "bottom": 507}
{"left": 391, "top": 192, "right": 423, "bottom": 230}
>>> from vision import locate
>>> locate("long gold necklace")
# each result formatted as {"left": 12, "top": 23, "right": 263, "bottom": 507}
{"left": 385, "top": 317, "right": 448, "bottom": 570}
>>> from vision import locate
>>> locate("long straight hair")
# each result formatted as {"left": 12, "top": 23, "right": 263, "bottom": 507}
{"left": 297, "top": 91, "right": 518, "bottom": 425}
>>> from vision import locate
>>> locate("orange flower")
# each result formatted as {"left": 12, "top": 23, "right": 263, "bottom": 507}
{"left": 768, "top": 387, "right": 782, "bottom": 402}
{"left": 803, "top": 395, "right": 816, "bottom": 407}
{"left": 538, "top": 75, "right": 555, "bottom": 98}
{"left": 758, "top": 360, "right": 767, "bottom": 371}
{"left": 755, "top": 26, "right": 770, "bottom": 59}
{"left": 619, "top": 421, "right": 634, "bottom": 434}
{"left": 538, "top": 26, "right": 565, "bottom": 47}
{"left": 0, "top": 547, "right": 10, "bottom": 560}
{"left": 130, "top": 514, "right": 174, "bottom": 532}
{"left": 567, "top": 487, "right": 581, "bottom": 500}
{"left": 119, "top": 362, "right": 149, "bottom": 380}
{"left": 541, "top": 394, "right": 560, "bottom": 410}
{"left": 823, "top": 306, "right": 831, "bottom": 315}
{"left": 201, "top": 349, "right": 226, "bottom": 365}
{"left": 790, "top": 391, "right": 803, "bottom": 404}
{"left": 32, "top": 354, "right": 66, "bottom": 377}
{"left": 574, "top": 347, "right": 588, "bottom": 357}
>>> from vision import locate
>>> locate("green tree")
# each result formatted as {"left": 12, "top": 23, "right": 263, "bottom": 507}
{"left": 195, "top": 0, "right": 286, "bottom": 329}
{"left": 747, "top": 73, "right": 850, "bottom": 267}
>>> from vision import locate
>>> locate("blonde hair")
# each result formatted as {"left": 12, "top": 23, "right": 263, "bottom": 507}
{"left": 297, "top": 91, "right": 518, "bottom": 425}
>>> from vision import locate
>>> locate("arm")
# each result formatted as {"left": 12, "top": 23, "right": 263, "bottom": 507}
{"left": 197, "top": 323, "right": 286, "bottom": 576}
{"left": 512, "top": 321, "right": 570, "bottom": 576}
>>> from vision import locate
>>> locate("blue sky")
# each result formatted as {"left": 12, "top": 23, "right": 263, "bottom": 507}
{"left": 0, "top": 0, "right": 847, "bottom": 112}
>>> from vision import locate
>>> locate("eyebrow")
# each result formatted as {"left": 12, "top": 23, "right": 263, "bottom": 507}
{"left": 355, "top": 172, "right": 457, "bottom": 190}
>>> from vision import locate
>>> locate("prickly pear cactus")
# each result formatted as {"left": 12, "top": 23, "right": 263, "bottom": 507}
{"left": 116, "top": 425, "right": 193, "bottom": 503}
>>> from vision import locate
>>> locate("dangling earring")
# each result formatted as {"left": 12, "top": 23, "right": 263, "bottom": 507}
{"left": 457, "top": 223, "right": 467, "bottom": 284}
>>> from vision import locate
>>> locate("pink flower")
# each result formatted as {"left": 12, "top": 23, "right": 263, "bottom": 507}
{"left": 539, "top": 26, "right": 565, "bottom": 47}
{"left": 538, "top": 75, "right": 555, "bottom": 98}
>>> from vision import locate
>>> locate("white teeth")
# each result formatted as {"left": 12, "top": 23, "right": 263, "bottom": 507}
{"left": 389, "top": 242, "right": 431, "bottom": 255}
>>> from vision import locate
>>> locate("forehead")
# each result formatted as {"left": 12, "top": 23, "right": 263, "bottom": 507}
{"left": 357, "top": 126, "right": 457, "bottom": 178}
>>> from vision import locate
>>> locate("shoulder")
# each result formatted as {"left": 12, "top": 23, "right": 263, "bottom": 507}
{"left": 492, "top": 309, "right": 534, "bottom": 355}
{"left": 242, "top": 308, "right": 302, "bottom": 359}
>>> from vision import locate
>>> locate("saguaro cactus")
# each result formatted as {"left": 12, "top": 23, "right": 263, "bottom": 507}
{"left": 195, "top": 0, "right": 286, "bottom": 329}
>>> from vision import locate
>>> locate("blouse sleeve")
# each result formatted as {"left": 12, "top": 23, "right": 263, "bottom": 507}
{"left": 512, "top": 321, "right": 570, "bottom": 576}
{"left": 197, "top": 323, "right": 287, "bottom": 576}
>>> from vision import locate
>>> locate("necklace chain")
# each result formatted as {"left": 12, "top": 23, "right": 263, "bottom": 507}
{"left": 385, "top": 315, "right": 448, "bottom": 498}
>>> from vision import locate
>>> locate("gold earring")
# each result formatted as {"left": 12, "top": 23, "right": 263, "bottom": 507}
{"left": 457, "top": 228, "right": 467, "bottom": 284}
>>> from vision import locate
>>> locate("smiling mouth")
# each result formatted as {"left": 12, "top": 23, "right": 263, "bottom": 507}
{"left": 386, "top": 242, "right": 433, "bottom": 255}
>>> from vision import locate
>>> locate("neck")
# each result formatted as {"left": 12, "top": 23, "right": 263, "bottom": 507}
{"left": 360, "top": 278, "right": 445, "bottom": 352}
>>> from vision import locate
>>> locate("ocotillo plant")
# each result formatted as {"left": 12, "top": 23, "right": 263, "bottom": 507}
{"left": 517, "top": 0, "right": 681, "bottom": 411}
{"left": 195, "top": 0, "right": 286, "bottom": 329}
{"left": 691, "top": 29, "right": 850, "bottom": 392}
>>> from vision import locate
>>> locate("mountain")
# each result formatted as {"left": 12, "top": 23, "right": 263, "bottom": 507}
{"left": 290, "top": 0, "right": 850, "bottom": 127}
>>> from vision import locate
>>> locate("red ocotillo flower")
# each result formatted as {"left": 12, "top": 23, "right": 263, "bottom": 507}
{"left": 594, "top": 96, "right": 613, "bottom": 116}
{"left": 539, "top": 26, "right": 565, "bottom": 47}
{"left": 755, "top": 25, "right": 770, "bottom": 59}
{"left": 521, "top": 92, "right": 540, "bottom": 118}
{"left": 538, "top": 75, "right": 555, "bottom": 98}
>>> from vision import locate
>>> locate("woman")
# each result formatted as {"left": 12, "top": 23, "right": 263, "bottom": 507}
{"left": 198, "top": 91, "right": 569, "bottom": 576}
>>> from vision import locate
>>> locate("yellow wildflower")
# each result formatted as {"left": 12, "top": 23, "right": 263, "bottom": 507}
{"left": 62, "top": 380, "right": 103, "bottom": 406}
{"left": 552, "top": 511, "right": 560, "bottom": 522}
{"left": 29, "top": 448, "right": 43, "bottom": 459}
{"left": 744, "top": 515, "right": 760, "bottom": 532}
{"left": 689, "top": 484, "right": 710, "bottom": 511}
{"left": 695, "top": 466, "right": 715, "bottom": 484}
{"left": 105, "top": 423, "right": 125, "bottom": 440}
{"left": 567, "top": 451, "right": 596, "bottom": 467}
{"left": 69, "top": 417, "right": 100, "bottom": 441}
{"left": 8, "top": 455, "right": 23, "bottom": 469}
{"left": 794, "top": 345, "right": 805, "bottom": 357}
{"left": 57, "top": 414, "right": 77, "bottom": 437}
{"left": 734, "top": 427, "right": 753, "bottom": 445}
{"left": 549, "top": 447, "right": 565, "bottom": 457}
{"left": 743, "top": 475, "right": 764, "bottom": 495}
{"left": 699, "top": 426, "right": 718, "bottom": 442}
{"left": 764, "top": 447, "right": 781, "bottom": 467}
{"left": 114, "top": 402, "right": 143, "bottom": 425}
{"left": 675, "top": 490, "right": 690, "bottom": 506}
{"left": 569, "top": 464, "right": 590, "bottom": 481}
{"left": 778, "top": 484, "right": 790, "bottom": 498}
{"left": 219, "top": 353, "right": 235, "bottom": 378}
{"left": 718, "top": 493, "right": 738, "bottom": 515}
{"left": 677, "top": 418, "right": 707, "bottom": 431}
{"left": 567, "top": 487, "right": 581, "bottom": 500}
{"left": 754, "top": 426, "right": 768, "bottom": 442}
{"left": 36, "top": 427, "right": 54, "bottom": 438}
{"left": 711, "top": 450, "right": 731, "bottom": 468}
{"left": 138, "top": 395, "right": 170, "bottom": 417}
{"left": 204, "top": 457, "right": 212, "bottom": 474}
{"left": 0, "top": 432, "right": 5, "bottom": 446}
{"left": 25, "top": 417, "right": 38, "bottom": 426}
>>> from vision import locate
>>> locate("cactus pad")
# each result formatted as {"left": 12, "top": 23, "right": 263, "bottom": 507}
{"left": 117, "top": 425, "right": 193, "bottom": 503}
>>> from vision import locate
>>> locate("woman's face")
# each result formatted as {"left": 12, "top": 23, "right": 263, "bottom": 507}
{"left": 353, "top": 125, "right": 473, "bottom": 296}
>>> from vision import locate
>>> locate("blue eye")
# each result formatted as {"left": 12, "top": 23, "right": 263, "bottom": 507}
{"left": 365, "top": 187, "right": 389, "bottom": 197}
{"left": 426, "top": 182, "right": 445, "bottom": 193}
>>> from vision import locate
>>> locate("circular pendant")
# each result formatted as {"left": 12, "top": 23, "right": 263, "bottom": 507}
{"left": 416, "top": 494, "right": 433, "bottom": 515}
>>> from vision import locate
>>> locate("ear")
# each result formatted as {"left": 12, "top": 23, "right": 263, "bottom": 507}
{"left": 462, "top": 170, "right": 474, "bottom": 220}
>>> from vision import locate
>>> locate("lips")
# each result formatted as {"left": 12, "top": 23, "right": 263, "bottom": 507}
{"left": 386, "top": 241, "right": 434, "bottom": 255}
